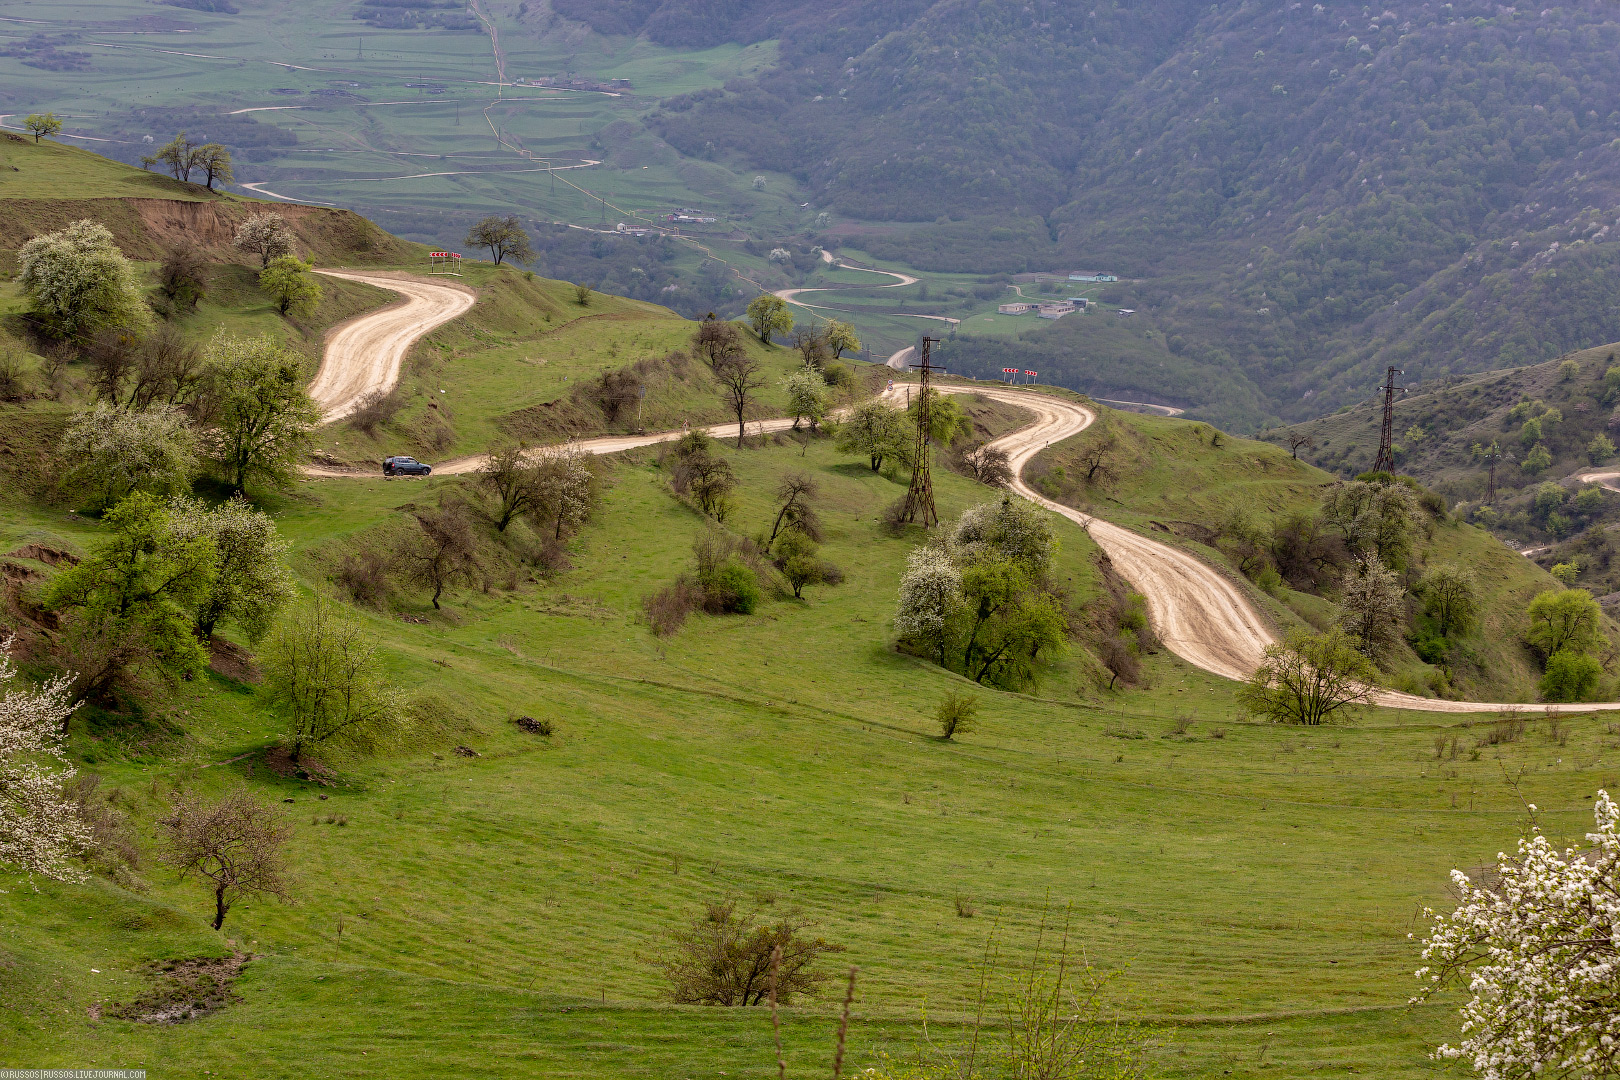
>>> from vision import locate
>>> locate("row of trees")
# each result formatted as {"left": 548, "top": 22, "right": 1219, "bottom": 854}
{"left": 140, "top": 131, "right": 233, "bottom": 191}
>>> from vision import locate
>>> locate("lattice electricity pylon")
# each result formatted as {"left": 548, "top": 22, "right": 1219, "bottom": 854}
{"left": 902, "top": 337, "right": 944, "bottom": 527}
{"left": 1372, "top": 366, "right": 1408, "bottom": 475}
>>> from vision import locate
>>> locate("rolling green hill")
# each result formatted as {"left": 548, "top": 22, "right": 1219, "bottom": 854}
{"left": 3, "top": 145, "right": 1618, "bottom": 1080}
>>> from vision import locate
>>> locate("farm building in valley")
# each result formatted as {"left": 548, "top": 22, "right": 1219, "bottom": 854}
{"left": 1069, "top": 270, "right": 1118, "bottom": 282}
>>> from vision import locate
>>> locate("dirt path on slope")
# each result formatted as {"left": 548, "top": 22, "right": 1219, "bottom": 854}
{"left": 308, "top": 271, "right": 476, "bottom": 422}
{"left": 937, "top": 385, "right": 1620, "bottom": 715}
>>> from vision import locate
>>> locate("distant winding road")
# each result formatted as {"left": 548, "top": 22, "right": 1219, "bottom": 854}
{"left": 306, "top": 285, "right": 1619, "bottom": 712}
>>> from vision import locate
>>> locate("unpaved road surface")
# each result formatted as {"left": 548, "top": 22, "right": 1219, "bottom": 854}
{"left": 309, "top": 271, "right": 476, "bottom": 422}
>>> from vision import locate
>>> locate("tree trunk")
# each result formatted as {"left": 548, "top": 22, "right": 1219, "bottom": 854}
{"left": 212, "top": 883, "right": 228, "bottom": 930}
{"left": 432, "top": 579, "right": 443, "bottom": 609}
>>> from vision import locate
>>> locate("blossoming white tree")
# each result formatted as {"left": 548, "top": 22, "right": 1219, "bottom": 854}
{"left": 0, "top": 642, "right": 90, "bottom": 881}
{"left": 1415, "top": 791, "right": 1620, "bottom": 1079}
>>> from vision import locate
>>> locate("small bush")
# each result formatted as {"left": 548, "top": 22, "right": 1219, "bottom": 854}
{"left": 348, "top": 387, "right": 405, "bottom": 436}
{"left": 334, "top": 548, "right": 392, "bottom": 608}
{"left": 936, "top": 690, "right": 979, "bottom": 740}
{"left": 514, "top": 716, "right": 554, "bottom": 736}
{"left": 702, "top": 557, "right": 760, "bottom": 614}
{"left": 645, "top": 578, "right": 703, "bottom": 637}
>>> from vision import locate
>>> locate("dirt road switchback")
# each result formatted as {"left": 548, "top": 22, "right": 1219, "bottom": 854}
{"left": 310, "top": 271, "right": 476, "bottom": 422}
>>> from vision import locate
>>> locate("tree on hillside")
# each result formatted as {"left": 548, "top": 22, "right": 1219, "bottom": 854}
{"left": 159, "top": 787, "right": 292, "bottom": 931}
{"left": 1321, "top": 480, "right": 1419, "bottom": 567}
{"left": 957, "top": 441, "right": 1013, "bottom": 487}
{"left": 476, "top": 442, "right": 544, "bottom": 532}
{"left": 745, "top": 294, "right": 793, "bottom": 345}
{"left": 56, "top": 402, "right": 200, "bottom": 510}
{"left": 18, "top": 219, "right": 151, "bottom": 339}
{"left": 232, "top": 213, "right": 297, "bottom": 269}
{"left": 1286, "top": 432, "right": 1316, "bottom": 460}
{"left": 465, "top": 215, "right": 534, "bottom": 266}
{"left": 1238, "top": 629, "right": 1375, "bottom": 726}
{"left": 151, "top": 132, "right": 196, "bottom": 182}
{"left": 198, "top": 333, "right": 319, "bottom": 492}
{"left": 773, "top": 529, "right": 828, "bottom": 599}
{"left": 189, "top": 143, "right": 233, "bottom": 192}
{"left": 790, "top": 327, "right": 827, "bottom": 369}
{"left": 23, "top": 113, "right": 62, "bottom": 143}
{"left": 895, "top": 546, "right": 962, "bottom": 666}
{"left": 1338, "top": 554, "right": 1405, "bottom": 659}
{"left": 44, "top": 493, "right": 216, "bottom": 702}
{"left": 400, "top": 503, "right": 479, "bottom": 609}
{"left": 157, "top": 245, "right": 209, "bottom": 315}
{"left": 1541, "top": 649, "right": 1604, "bottom": 703}
{"left": 693, "top": 319, "right": 764, "bottom": 448}
{"left": 767, "top": 472, "right": 820, "bottom": 547}
{"left": 836, "top": 398, "right": 908, "bottom": 472}
{"left": 1526, "top": 588, "right": 1606, "bottom": 660}
{"left": 823, "top": 319, "right": 859, "bottom": 360}
{"left": 668, "top": 432, "right": 736, "bottom": 521}
{"left": 530, "top": 448, "right": 594, "bottom": 541}
{"left": 170, "top": 496, "right": 294, "bottom": 642}
{"left": 656, "top": 898, "right": 844, "bottom": 1006}
{"left": 1417, "top": 563, "right": 1479, "bottom": 638}
{"left": 935, "top": 690, "right": 978, "bottom": 740}
{"left": 260, "top": 593, "right": 404, "bottom": 763}
{"left": 781, "top": 367, "right": 828, "bottom": 431}
{"left": 0, "top": 643, "right": 91, "bottom": 882}
{"left": 1416, "top": 791, "right": 1620, "bottom": 1079}
{"left": 259, "top": 255, "right": 322, "bottom": 317}
{"left": 908, "top": 388, "right": 971, "bottom": 446}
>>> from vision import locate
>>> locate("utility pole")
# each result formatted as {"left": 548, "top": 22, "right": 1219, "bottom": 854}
{"left": 1372, "top": 365, "right": 1406, "bottom": 475}
{"left": 902, "top": 337, "right": 942, "bottom": 527}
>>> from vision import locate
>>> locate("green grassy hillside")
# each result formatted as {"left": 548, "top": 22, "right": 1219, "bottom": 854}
{"left": 5, "top": 147, "right": 1620, "bottom": 1080}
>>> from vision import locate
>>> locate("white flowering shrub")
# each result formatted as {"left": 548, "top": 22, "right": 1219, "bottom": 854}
{"left": 951, "top": 495, "right": 1056, "bottom": 573}
{"left": 58, "top": 401, "right": 200, "bottom": 510}
{"left": 232, "top": 212, "right": 297, "bottom": 269}
{"left": 1416, "top": 791, "right": 1620, "bottom": 1078}
{"left": 894, "top": 546, "right": 961, "bottom": 654}
{"left": 0, "top": 641, "right": 90, "bottom": 882}
{"left": 18, "top": 219, "right": 151, "bottom": 338}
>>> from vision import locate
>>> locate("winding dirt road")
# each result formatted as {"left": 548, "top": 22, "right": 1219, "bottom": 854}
{"left": 303, "top": 287, "right": 1617, "bottom": 711}
{"left": 308, "top": 271, "right": 476, "bottom": 422}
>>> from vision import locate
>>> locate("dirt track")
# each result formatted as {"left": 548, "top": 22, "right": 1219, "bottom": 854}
{"left": 308, "top": 271, "right": 476, "bottom": 422}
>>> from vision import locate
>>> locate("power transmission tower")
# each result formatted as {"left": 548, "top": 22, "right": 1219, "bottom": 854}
{"left": 1372, "top": 365, "right": 1406, "bottom": 475}
{"left": 902, "top": 337, "right": 942, "bottom": 527}
{"left": 1485, "top": 441, "right": 1501, "bottom": 504}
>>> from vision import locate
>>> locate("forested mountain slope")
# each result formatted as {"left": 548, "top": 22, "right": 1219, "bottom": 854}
{"left": 605, "top": 0, "right": 1620, "bottom": 421}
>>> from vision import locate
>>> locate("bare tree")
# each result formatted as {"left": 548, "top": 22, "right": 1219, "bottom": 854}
{"left": 696, "top": 322, "right": 765, "bottom": 448}
{"left": 656, "top": 898, "right": 844, "bottom": 1006}
{"left": 669, "top": 434, "right": 736, "bottom": 521}
{"left": 1287, "top": 432, "right": 1316, "bottom": 460}
{"left": 768, "top": 472, "right": 821, "bottom": 546}
{"left": 465, "top": 215, "right": 534, "bottom": 266}
{"left": 533, "top": 448, "right": 593, "bottom": 540}
{"left": 400, "top": 503, "right": 480, "bottom": 609}
{"left": 477, "top": 442, "right": 543, "bottom": 532}
{"left": 159, "top": 787, "right": 292, "bottom": 930}
{"left": 791, "top": 327, "right": 828, "bottom": 369}
{"left": 1074, "top": 434, "right": 1119, "bottom": 486}
{"left": 959, "top": 442, "right": 1014, "bottom": 487}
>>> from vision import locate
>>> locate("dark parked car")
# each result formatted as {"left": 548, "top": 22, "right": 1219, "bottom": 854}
{"left": 383, "top": 455, "right": 432, "bottom": 477}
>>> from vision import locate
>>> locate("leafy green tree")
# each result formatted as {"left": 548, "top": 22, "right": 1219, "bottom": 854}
{"left": 1575, "top": 486, "right": 1606, "bottom": 515}
{"left": 170, "top": 496, "right": 295, "bottom": 641}
{"left": 232, "top": 213, "right": 296, "bottom": 269}
{"left": 773, "top": 529, "right": 824, "bottom": 598}
{"left": 44, "top": 493, "right": 215, "bottom": 702}
{"left": 1540, "top": 650, "right": 1604, "bottom": 703}
{"left": 908, "top": 388, "right": 972, "bottom": 446}
{"left": 745, "top": 294, "right": 793, "bottom": 344}
{"left": 935, "top": 690, "right": 979, "bottom": 740}
{"left": 957, "top": 555, "right": 1067, "bottom": 685}
{"left": 1417, "top": 563, "right": 1479, "bottom": 638}
{"left": 465, "top": 215, "right": 534, "bottom": 265}
{"left": 1238, "top": 629, "right": 1376, "bottom": 725}
{"left": 190, "top": 143, "right": 233, "bottom": 192}
{"left": 1519, "top": 417, "right": 1543, "bottom": 447}
{"left": 1522, "top": 443, "right": 1553, "bottom": 474}
{"left": 151, "top": 132, "right": 196, "bottom": 181}
{"left": 767, "top": 472, "right": 820, "bottom": 546}
{"left": 259, "top": 594, "right": 405, "bottom": 762}
{"left": 1550, "top": 563, "right": 1580, "bottom": 586}
{"left": 781, "top": 367, "right": 828, "bottom": 431}
{"left": 18, "top": 220, "right": 151, "bottom": 339}
{"left": 1525, "top": 588, "right": 1605, "bottom": 659}
{"left": 1588, "top": 433, "right": 1615, "bottom": 465}
{"left": 23, "top": 113, "right": 62, "bottom": 143}
{"left": 836, "top": 398, "right": 909, "bottom": 472}
{"left": 56, "top": 402, "right": 199, "bottom": 510}
{"left": 823, "top": 320, "right": 860, "bottom": 359}
{"left": 199, "top": 334, "right": 320, "bottom": 493}
{"left": 259, "top": 255, "right": 321, "bottom": 317}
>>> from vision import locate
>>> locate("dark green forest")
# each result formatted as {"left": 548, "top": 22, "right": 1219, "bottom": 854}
{"left": 599, "top": 0, "right": 1620, "bottom": 424}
